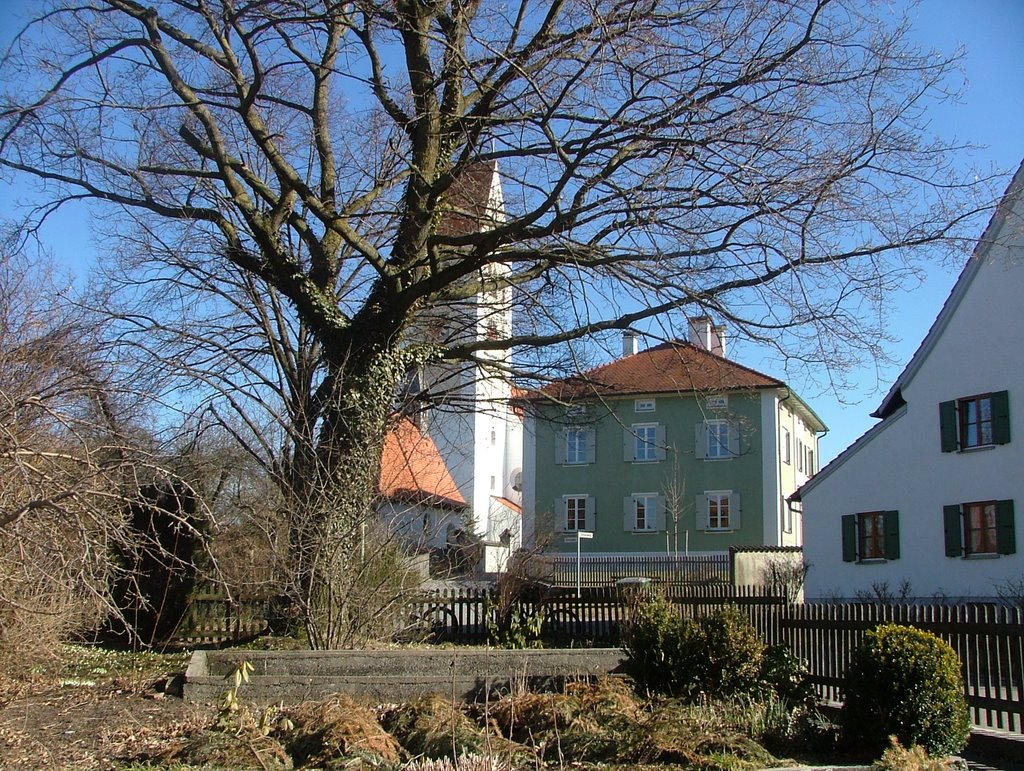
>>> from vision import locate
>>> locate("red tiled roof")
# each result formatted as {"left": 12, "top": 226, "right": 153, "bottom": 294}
{"left": 491, "top": 496, "right": 522, "bottom": 515}
{"left": 530, "top": 341, "right": 784, "bottom": 400}
{"left": 436, "top": 161, "right": 498, "bottom": 236}
{"left": 379, "top": 418, "right": 467, "bottom": 510}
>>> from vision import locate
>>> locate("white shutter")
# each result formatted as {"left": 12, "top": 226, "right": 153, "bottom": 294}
{"left": 655, "top": 424, "right": 667, "bottom": 461}
{"left": 729, "top": 493, "right": 741, "bottom": 529}
{"left": 727, "top": 422, "right": 740, "bottom": 456}
{"left": 623, "top": 496, "right": 635, "bottom": 531}
{"left": 584, "top": 496, "right": 596, "bottom": 532}
{"left": 555, "top": 430, "right": 567, "bottom": 465}
{"left": 585, "top": 428, "right": 596, "bottom": 463}
{"left": 555, "top": 498, "right": 567, "bottom": 531}
{"left": 623, "top": 428, "right": 635, "bottom": 461}
{"left": 696, "top": 494, "right": 710, "bottom": 530}
{"left": 654, "top": 495, "right": 666, "bottom": 531}
{"left": 695, "top": 423, "right": 707, "bottom": 459}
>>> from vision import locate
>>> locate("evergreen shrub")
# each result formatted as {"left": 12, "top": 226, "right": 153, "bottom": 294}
{"left": 842, "top": 624, "right": 969, "bottom": 757}
{"left": 622, "top": 596, "right": 769, "bottom": 699}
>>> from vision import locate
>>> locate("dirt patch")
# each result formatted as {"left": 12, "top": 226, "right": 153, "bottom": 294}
{"left": 0, "top": 680, "right": 211, "bottom": 770}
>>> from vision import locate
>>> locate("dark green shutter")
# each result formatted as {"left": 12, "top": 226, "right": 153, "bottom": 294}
{"left": 996, "top": 499, "right": 1016, "bottom": 555}
{"left": 883, "top": 510, "right": 900, "bottom": 560}
{"left": 841, "top": 514, "right": 857, "bottom": 562}
{"left": 939, "top": 400, "right": 958, "bottom": 452}
{"left": 992, "top": 390, "right": 1011, "bottom": 445}
{"left": 943, "top": 504, "right": 963, "bottom": 557}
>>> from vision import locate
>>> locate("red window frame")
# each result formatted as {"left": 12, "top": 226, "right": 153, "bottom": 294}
{"left": 963, "top": 500, "right": 998, "bottom": 555}
{"left": 858, "top": 512, "right": 885, "bottom": 559}
{"left": 958, "top": 394, "right": 994, "bottom": 448}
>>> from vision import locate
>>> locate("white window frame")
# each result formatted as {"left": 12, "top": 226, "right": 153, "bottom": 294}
{"left": 633, "top": 423, "right": 659, "bottom": 462}
{"left": 565, "top": 428, "right": 589, "bottom": 465}
{"left": 564, "top": 495, "right": 588, "bottom": 531}
{"left": 706, "top": 420, "right": 732, "bottom": 460}
{"left": 782, "top": 427, "right": 791, "bottom": 465}
{"left": 635, "top": 398, "right": 656, "bottom": 413}
{"left": 633, "top": 494, "right": 658, "bottom": 531}
{"left": 706, "top": 491, "right": 732, "bottom": 531}
{"left": 797, "top": 438, "right": 804, "bottom": 472}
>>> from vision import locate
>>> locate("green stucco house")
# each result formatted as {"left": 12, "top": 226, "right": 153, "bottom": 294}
{"left": 521, "top": 320, "right": 826, "bottom": 559}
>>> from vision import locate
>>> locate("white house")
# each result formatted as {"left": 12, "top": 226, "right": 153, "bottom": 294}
{"left": 798, "top": 160, "right": 1024, "bottom": 602}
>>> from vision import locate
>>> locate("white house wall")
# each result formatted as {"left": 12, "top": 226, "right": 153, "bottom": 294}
{"left": 803, "top": 170, "right": 1024, "bottom": 600}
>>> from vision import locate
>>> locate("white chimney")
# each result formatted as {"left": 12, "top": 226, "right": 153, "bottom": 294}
{"left": 711, "top": 324, "right": 727, "bottom": 358}
{"left": 622, "top": 330, "right": 639, "bottom": 357}
{"left": 689, "top": 316, "right": 727, "bottom": 358}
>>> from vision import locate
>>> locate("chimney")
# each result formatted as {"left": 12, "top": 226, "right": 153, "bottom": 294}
{"left": 689, "top": 316, "right": 727, "bottom": 358}
{"left": 622, "top": 330, "right": 639, "bottom": 357}
{"left": 711, "top": 324, "right": 727, "bottom": 358}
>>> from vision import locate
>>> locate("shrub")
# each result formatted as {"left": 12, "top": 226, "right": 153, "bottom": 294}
{"left": 759, "top": 644, "right": 815, "bottom": 705}
{"left": 622, "top": 596, "right": 767, "bottom": 699}
{"left": 698, "top": 604, "right": 766, "bottom": 697}
{"left": 842, "top": 624, "right": 969, "bottom": 757}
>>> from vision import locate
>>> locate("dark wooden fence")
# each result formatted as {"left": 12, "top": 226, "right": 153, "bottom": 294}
{"left": 776, "top": 602, "right": 1024, "bottom": 734}
{"left": 173, "top": 590, "right": 269, "bottom": 645}
{"left": 407, "top": 588, "right": 1023, "bottom": 733}
{"left": 173, "top": 583, "right": 1023, "bottom": 733}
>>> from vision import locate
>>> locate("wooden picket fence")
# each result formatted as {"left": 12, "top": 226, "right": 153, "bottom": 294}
{"left": 172, "top": 589, "right": 269, "bottom": 645}
{"left": 543, "top": 553, "right": 730, "bottom": 586}
{"left": 775, "top": 602, "right": 1024, "bottom": 734}
{"left": 406, "top": 587, "right": 1024, "bottom": 733}
{"left": 173, "top": 582, "right": 1024, "bottom": 733}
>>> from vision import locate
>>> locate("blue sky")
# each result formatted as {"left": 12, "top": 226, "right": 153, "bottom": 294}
{"left": 1, "top": 1, "right": 1022, "bottom": 465}
{"left": 759, "top": 0, "right": 1024, "bottom": 464}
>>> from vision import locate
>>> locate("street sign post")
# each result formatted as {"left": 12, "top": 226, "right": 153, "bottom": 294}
{"left": 563, "top": 531, "right": 593, "bottom": 597}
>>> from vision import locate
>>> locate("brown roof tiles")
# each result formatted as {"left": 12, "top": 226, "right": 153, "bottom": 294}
{"left": 531, "top": 341, "right": 784, "bottom": 400}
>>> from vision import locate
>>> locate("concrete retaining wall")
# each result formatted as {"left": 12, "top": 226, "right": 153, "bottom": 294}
{"left": 184, "top": 648, "right": 627, "bottom": 705}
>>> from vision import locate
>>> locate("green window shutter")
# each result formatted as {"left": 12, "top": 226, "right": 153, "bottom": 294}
{"left": 939, "top": 400, "right": 958, "bottom": 452}
{"left": 943, "top": 504, "right": 963, "bottom": 557}
{"left": 883, "top": 510, "right": 900, "bottom": 560}
{"left": 841, "top": 514, "right": 857, "bottom": 562}
{"left": 584, "top": 496, "right": 596, "bottom": 532}
{"left": 727, "top": 422, "right": 740, "bottom": 456}
{"left": 555, "top": 430, "right": 567, "bottom": 464}
{"left": 623, "top": 497, "right": 634, "bottom": 531}
{"left": 623, "top": 429, "right": 635, "bottom": 462}
{"left": 655, "top": 424, "right": 667, "bottom": 461}
{"left": 695, "top": 424, "right": 707, "bottom": 459}
{"left": 585, "top": 429, "right": 597, "bottom": 463}
{"left": 996, "top": 499, "right": 1016, "bottom": 555}
{"left": 992, "top": 390, "right": 1011, "bottom": 445}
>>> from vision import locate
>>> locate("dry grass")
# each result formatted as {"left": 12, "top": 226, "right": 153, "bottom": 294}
{"left": 280, "top": 692, "right": 403, "bottom": 767}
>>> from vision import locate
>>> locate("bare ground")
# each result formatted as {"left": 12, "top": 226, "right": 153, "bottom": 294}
{"left": 0, "top": 665, "right": 212, "bottom": 770}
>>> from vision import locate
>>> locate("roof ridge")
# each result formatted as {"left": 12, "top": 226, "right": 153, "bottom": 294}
{"left": 578, "top": 338, "right": 784, "bottom": 389}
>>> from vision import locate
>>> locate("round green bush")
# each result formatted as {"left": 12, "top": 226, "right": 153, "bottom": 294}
{"left": 842, "top": 624, "right": 970, "bottom": 757}
{"left": 622, "top": 597, "right": 766, "bottom": 699}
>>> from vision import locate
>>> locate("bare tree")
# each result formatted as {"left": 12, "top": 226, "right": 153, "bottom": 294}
{"left": 0, "top": 241, "right": 142, "bottom": 659}
{"left": 1, "top": 0, "right": 997, "bottom": 644}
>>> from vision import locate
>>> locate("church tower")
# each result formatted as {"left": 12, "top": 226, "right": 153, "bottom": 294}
{"left": 411, "top": 163, "right": 523, "bottom": 572}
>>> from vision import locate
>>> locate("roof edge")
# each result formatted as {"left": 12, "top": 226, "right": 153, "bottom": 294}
{"left": 792, "top": 403, "right": 906, "bottom": 501}
{"left": 873, "top": 159, "right": 1024, "bottom": 418}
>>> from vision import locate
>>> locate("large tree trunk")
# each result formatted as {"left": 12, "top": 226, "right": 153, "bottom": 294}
{"left": 284, "top": 309, "right": 415, "bottom": 648}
